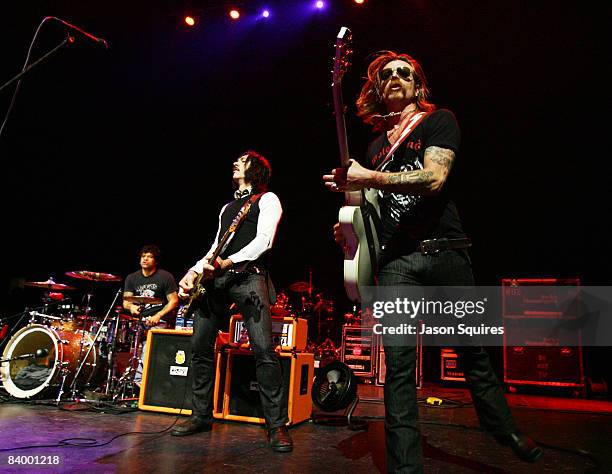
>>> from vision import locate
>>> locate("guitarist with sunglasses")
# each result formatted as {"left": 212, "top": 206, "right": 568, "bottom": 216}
{"left": 171, "top": 151, "right": 292, "bottom": 452}
{"left": 324, "top": 51, "right": 542, "bottom": 472}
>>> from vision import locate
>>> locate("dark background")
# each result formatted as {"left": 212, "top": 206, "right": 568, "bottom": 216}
{"left": 0, "top": 1, "right": 608, "bottom": 381}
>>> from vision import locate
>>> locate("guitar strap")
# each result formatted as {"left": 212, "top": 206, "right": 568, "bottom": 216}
{"left": 218, "top": 192, "right": 264, "bottom": 256}
{"left": 374, "top": 111, "right": 429, "bottom": 171}
{"left": 359, "top": 111, "right": 429, "bottom": 283}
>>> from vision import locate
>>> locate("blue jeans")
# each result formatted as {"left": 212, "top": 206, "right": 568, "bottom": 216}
{"left": 379, "top": 249, "right": 516, "bottom": 474}
{"left": 190, "top": 272, "right": 287, "bottom": 429}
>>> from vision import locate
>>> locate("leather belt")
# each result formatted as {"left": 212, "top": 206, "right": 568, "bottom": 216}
{"left": 419, "top": 237, "right": 472, "bottom": 255}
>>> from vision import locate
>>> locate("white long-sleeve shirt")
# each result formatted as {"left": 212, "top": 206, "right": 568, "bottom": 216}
{"left": 190, "top": 192, "right": 282, "bottom": 274}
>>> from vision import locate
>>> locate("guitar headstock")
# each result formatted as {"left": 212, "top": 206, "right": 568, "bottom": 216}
{"left": 332, "top": 26, "right": 353, "bottom": 87}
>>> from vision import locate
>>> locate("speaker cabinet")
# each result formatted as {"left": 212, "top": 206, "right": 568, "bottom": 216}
{"left": 502, "top": 278, "right": 584, "bottom": 388}
{"left": 213, "top": 349, "right": 313, "bottom": 425}
{"left": 138, "top": 329, "right": 194, "bottom": 415}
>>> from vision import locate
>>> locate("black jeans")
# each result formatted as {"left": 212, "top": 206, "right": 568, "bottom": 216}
{"left": 379, "top": 249, "right": 516, "bottom": 474}
{"left": 190, "top": 272, "right": 288, "bottom": 429}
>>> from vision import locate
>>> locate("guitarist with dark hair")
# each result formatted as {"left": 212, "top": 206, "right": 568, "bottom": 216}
{"left": 171, "top": 151, "right": 293, "bottom": 453}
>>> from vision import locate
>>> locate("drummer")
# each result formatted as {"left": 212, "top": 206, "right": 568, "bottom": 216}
{"left": 123, "top": 244, "right": 179, "bottom": 386}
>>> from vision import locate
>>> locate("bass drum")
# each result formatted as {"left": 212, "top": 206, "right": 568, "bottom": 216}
{"left": 0, "top": 324, "right": 100, "bottom": 399}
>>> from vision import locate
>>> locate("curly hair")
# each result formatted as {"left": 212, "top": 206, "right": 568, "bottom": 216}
{"left": 239, "top": 150, "right": 271, "bottom": 193}
{"left": 356, "top": 51, "right": 436, "bottom": 131}
{"left": 139, "top": 244, "right": 161, "bottom": 263}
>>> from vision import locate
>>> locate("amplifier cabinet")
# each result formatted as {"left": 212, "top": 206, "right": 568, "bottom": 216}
{"left": 375, "top": 330, "right": 423, "bottom": 387}
{"left": 502, "top": 278, "right": 584, "bottom": 388}
{"left": 229, "top": 314, "right": 308, "bottom": 352}
{"left": 138, "top": 329, "right": 194, "bottom": 415}
{"left": 213, "top": 349, "right": 313, "bottom": 425}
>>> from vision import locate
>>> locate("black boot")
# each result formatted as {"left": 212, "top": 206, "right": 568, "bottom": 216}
{"left": 495, "top": 431, "right": 543, "bottom": 462}
{"left": 171, "top": 415, "right": 213, "bottom": 437}
{"left": 268, "top": 426, "right": 293, "bottom": 452}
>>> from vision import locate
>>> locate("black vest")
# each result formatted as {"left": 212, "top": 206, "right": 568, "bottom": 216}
{"left": 219, "top": 194, "right": 271, "bottom": 269}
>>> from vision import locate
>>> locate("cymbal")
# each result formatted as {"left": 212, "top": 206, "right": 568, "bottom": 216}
{"left": 65, "top": 270, "right": 122, "bottom": 282}
{"left": 288, "top": 281, "right": 311, "bottom": 293}
{"left": 25, "top": 279, "right": 76, "bottom": 291}
{"left": 123, "top": 295, "right": 163, "bottom": 305}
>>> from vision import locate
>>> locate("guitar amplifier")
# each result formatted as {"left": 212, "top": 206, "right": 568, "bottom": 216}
{"left": 375, "top": 328, "right": 423, "bottom": 387}
{"left": 138, "top": 329, "right": 194, "bottom": 415}
{"left": 502, "top": 278, "right": 584, "bottom": 388}
{"left": 213, "top": 348, "right": 313, "bottom": 425}
{"left": 440, "top": 348, "right": 466, "bottom": 382}
{"left": 229, "top": 314, "right": 308, "bottom": 352}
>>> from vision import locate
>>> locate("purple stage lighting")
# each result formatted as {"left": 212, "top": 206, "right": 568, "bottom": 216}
{"left": 315, "top": 1, "right": 325, "bottom": 9}
{"left": 262, "top": 9, "right": 270, "bottom": 18}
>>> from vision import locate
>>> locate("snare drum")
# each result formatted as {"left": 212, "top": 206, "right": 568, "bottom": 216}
{"left": 0, "top": 324, "right": 101, "bottom": 399}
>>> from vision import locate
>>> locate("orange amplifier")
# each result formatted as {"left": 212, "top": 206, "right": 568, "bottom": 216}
{"left": 213, "top": 348, "right": 313, "bottom": 425}
{"left": 229, "top": 314, "right": 308, "bottom": 352}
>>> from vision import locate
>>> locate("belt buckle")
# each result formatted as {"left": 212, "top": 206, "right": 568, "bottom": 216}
{"left": 420, "top": 239, "right": 439, "bottom": 255}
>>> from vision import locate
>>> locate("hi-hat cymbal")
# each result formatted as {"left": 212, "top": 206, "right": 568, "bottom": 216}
{"left": 65, "top": 270, "right": 122, "bottom": 282}
{"left": 123, "top": 295, "right": 163, "bottom": 305}
{"left": 288, "top": 281, "right": 312, "bottom": 293}
{"left": 25, "top": 279, "right": 76, "bottom": 291}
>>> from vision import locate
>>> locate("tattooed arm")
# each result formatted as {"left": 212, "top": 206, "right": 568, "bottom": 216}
{"left": 372, "top": 146, "right": 454, "bottom": 195}
{"left": 323, "top": 146, "right": 455, "bottom": 195}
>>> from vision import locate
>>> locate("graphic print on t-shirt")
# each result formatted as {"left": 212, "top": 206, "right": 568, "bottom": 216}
{"left": 134, "top": 283, "right": 158, "bottom": 298}
{"left": 378, "top": 156, "right": 423, "bottom": 227}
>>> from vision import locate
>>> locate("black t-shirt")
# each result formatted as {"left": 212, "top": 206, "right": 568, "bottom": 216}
{"left": 366, "top": 109, "right": 466, "bottom": 249}
{"left": 124, "top": 268, "right": 178, "bottom": 317}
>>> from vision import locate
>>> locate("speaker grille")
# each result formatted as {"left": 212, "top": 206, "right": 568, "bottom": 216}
{"left": 142, "top": 332, "right": 193, "bottom": 410}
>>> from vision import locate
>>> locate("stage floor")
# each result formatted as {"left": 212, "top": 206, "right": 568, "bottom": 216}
{"left": 0, "top": 384, "right": 610, "bottom": 473}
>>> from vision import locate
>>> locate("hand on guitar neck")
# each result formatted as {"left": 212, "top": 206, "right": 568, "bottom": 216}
{"left": 178, "top": 257, "right": 234, "bottom": 299}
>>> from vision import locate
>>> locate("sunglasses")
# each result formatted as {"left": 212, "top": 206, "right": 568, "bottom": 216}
{"left": 379, "top": 66, "right": 413, "bottom": 82}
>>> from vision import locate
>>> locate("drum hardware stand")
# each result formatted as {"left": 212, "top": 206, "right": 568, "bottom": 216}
{"left": 104, "top": 307, "right": 124, "bottom": 395}
{"left": 74, "top": 289, "right": 94, "bottom": 376}
{"left": 55, "top": 366, "right": 71, "bottom": 404}
{"left": 111, "top": 314, "right": 145, "bottom": 402}
{"left": 69, "top": 287, "right": 122, "bottom": 400}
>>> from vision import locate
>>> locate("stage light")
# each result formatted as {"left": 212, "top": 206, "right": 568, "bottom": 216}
{"left": 262, "top": 9, "right": 270, "bottom": 18}
{"left": 229, "top": 9, "right": 240, "bottom": 20}
{"left": 315, "top": 1, "right": 325, "bottom": 9}
{"left": 354, "top": 0, "right": 365, "bottom": 4}
{"left": 184, "top": 16, "right": 196, "bottom": 27}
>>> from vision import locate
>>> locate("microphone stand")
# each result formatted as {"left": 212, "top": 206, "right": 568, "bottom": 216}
{"left": 68, "top": 287, "right": 122, "bottom": 400}
{"left": 0, "top": 36, "right": 72, "bottom": 93}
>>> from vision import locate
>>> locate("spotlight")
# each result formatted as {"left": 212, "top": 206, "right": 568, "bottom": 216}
{"left": 315, "top": 1, "right": 325, "bottom": 9}
{"left": 354, "top": 0, "right": 365, "bottom": 4}
{"left": 229, "top": 9, "right": 240, "bottom": 20}
{"left": 184, "top": 16, "right": 196, "bottom": 27}
{"left": 262, "top": 9, "right": 270, "bottom": 18}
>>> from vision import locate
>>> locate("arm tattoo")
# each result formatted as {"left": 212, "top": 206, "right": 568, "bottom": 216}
{"left": 372, "top": 147, "right": 455, "bottom": 194}
{"left": 378, "top": 170, "right": 435, "bottom": 193}
{"left": 425, "top": 146, "right": 454, "bottom": 170}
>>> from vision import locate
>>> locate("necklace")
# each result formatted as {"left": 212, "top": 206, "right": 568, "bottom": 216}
{"left": 374, "top": 106, "right": 417, "bottom": 120}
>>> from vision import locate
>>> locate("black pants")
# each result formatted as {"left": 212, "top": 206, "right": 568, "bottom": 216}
{"left": 379, "top": 250, "right": 516, "bottom": 474}
{"left": 190, "top": 272, "right": 288, "bottom": 429}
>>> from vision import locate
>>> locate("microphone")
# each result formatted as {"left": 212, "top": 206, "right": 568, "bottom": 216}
{"left": 47, "top": 16, "right": 109, "bottom": 49}
{"left": 0, "top": 348, "right": 50, "bottom": 364}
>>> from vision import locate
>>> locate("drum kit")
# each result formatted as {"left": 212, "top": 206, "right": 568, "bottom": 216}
{"left": 272, "top": 278, "right": 340, "bottom": 346}
{"left": 0, "top": 271, "right": 157, "bottom": 404}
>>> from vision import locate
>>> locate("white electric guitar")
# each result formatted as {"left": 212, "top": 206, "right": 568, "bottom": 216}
{"left": 332, "top": 27, "right": 381, "bottom": 302}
